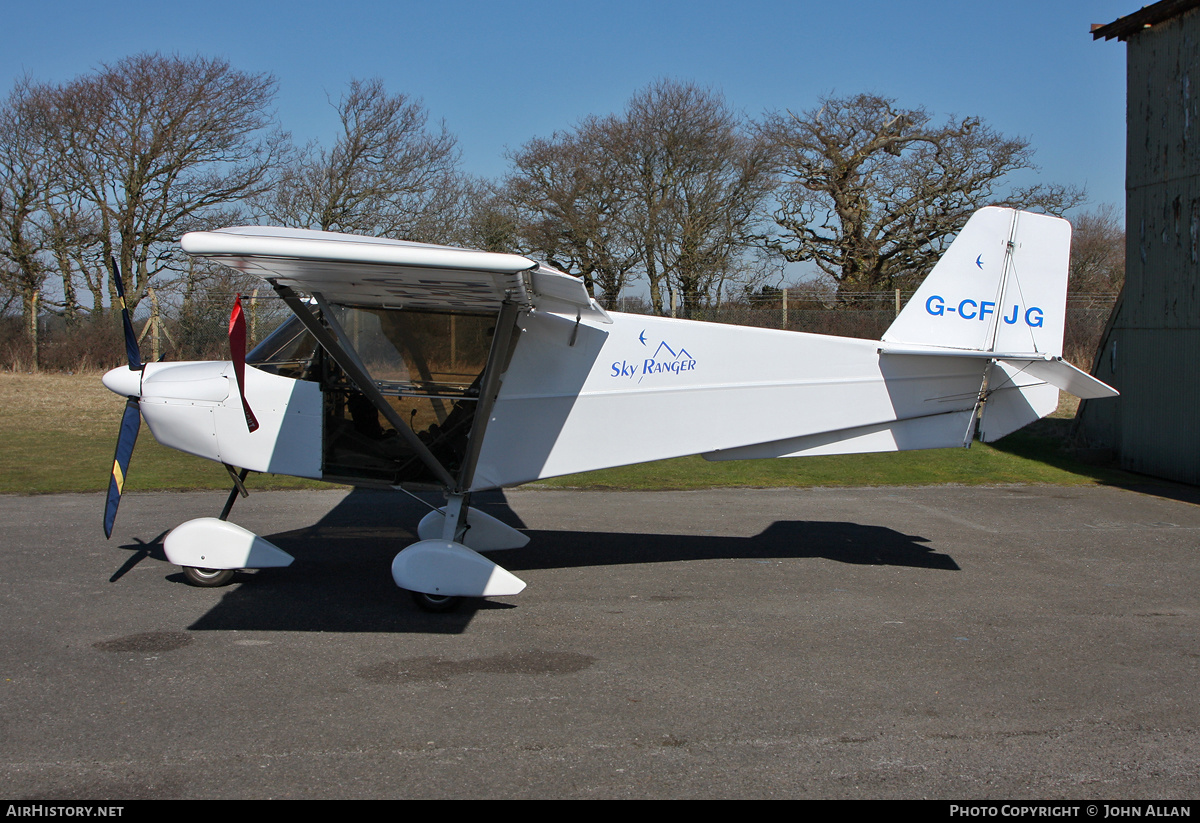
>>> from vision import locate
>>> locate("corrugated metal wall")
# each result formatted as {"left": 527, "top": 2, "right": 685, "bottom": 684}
{"left": 1080, "top": 6, "right": 1200, "bottom": 485}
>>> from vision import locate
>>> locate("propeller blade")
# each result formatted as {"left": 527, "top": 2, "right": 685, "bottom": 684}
{"left": 103, "top": 397, "right": 141, "bottom": 539}
{"left": 111, "top": 258, "right": 142, "bottom": 371}
{"left": 229, "top": 294, "right": 259, "bottom": 432}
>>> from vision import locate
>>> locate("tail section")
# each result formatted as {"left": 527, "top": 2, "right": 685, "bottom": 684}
{"left": 706, "top": 208, "right": 1117, "bottom": 465}
{"left": 883, "top": 207, "right": 1070, "bottom": 356}
{"left": 880, "top": 207, "right": 1116, "bottom": 443}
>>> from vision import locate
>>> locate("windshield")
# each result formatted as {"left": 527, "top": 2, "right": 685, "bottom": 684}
{"left": 246, "top": 315, "right": 319, "bottom": 380}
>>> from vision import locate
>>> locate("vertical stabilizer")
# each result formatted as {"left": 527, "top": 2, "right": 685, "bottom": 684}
{"left": 882, "top": 207, "right": 1071, "bottom": 356}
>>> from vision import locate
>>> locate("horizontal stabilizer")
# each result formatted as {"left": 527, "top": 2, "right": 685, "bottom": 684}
{"left": 1006, "top": 358, "right": 1118, "bottom": 400}
{"left": 881, "top": 345, "right": 1117, "bottom": 401}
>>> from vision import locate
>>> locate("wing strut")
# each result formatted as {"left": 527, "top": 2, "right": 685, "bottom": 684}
{"left": 456, "top": 300, "right": 520, "bottom": 490}
{"left": 272, "top": 282, "right": 458, "bottom": 489}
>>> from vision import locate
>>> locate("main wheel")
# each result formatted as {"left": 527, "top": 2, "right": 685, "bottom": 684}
{"left": 410, "top": 590, "right": 463, "bottom": 613}
{"left": 183, "top": 566, "right": 235, "bottom": 587}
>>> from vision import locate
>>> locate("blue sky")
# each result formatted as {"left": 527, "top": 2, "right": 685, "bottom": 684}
{"left": 4, "top": 0, "right": 1136, "bottom": 215}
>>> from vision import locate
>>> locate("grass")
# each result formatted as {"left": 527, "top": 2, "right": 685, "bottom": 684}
{"left": 528, "top": 420, "right": 1129, "bottom": 490}
{"left": 0, "top": 371, "right": 1138, "bottom": 495}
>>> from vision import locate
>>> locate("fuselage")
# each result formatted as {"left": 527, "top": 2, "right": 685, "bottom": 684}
{"left": 102, "top": 307, "right": 1007, "bottom": 492}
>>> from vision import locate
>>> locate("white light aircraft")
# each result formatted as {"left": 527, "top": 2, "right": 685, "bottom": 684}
{"left": 101, "top": 207, "right": 1117, "bottom": 611}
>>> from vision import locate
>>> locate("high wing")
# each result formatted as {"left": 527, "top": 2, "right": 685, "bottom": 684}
{"left": 180, "top": 226, "right": 612, "bottom": 322}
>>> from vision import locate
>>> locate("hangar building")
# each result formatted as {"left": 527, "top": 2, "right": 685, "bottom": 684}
{"left": 1081, "top": 0, "right": 1200, "bottom": 485}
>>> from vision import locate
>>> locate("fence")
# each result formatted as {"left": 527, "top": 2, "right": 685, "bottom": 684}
{"left": 0, "top": 290, "right": 1119, "bottom": 373}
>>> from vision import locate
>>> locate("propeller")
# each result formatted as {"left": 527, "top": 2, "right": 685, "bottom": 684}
{"left": 104, "top": 397, "right": 141, "bottom": 538}
{"left": 228, "top": 294, "right": 259, "bottom": 432}
{"left": 102, "top": 285, "right": 259, "bottom": 538}
{"left": 102, "top": 261, "right": 144, "bottom": 538}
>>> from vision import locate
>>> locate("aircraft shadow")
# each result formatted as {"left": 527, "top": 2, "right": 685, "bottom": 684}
{"left": 508, "top": 520, "right": 953, "bottom": 573}
{"left": 128, "top": 488, "right": 955, "bottom": 634}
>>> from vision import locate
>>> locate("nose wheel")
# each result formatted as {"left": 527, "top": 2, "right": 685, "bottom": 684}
{"left": 410, "top": 590, "right": 463, "bottom": 613}
{"left": 183, "top": 566, "right": 235, "bottom": 587}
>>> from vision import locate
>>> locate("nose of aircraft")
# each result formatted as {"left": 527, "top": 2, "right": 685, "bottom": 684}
{"left": 102, "top": 365, "right": 142, "bottom": 398}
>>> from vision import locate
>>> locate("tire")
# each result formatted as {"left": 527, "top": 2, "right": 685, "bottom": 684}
{"left": 410, "top": 590, "right": 463, "bottom": 613}
{"left": 183, "top": 566, "right": 235, "bottom": 587}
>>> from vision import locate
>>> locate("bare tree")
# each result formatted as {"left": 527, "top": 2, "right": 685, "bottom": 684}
{"left": 1069, "top": 204, "right": 1124, "bottom": 293}
{"left": 0, "top": 81, "right": 51, "bottom": 365}
{"left": 505, "top": 126, "right": 640, "bottom": 308}
{"left": 256, "top": 78, "right": 463, "bottom": 243}
{"left": 759, "top": 93, "right": 1085, "bottom": 292}
{"left": 457, "top": 179, "right": 521, "bottom": 254}
{"left": 613, "top": 80, "right": 775, "bottom": 317}
{"left": 506, "top": 80, "right": 773, "bottom": 316}
{"left": 36, "top": 53, "right": 283, "bottom": 312}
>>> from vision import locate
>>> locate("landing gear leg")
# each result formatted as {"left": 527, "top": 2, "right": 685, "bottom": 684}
{"left": 440, "top": 491, "right": 470, "bottom": 542}
{"left": 219, "top": 465, "right": 251, "bottom": 521}
{"left": 405, "top": 492, "right": 471, "bottom": 611}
